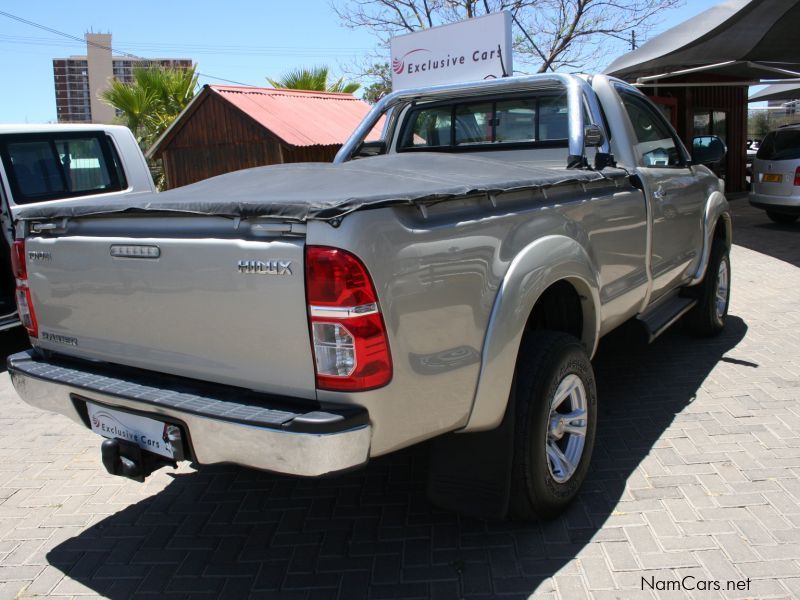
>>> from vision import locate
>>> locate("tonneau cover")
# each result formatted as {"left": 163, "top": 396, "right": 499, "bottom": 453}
{"left": 16, "top": 152, "right": 625, "bottom": 222}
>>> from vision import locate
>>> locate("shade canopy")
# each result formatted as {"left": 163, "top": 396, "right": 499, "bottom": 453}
{"left": 749, "top": 83, "right": 800, "bottom": 103}
{"left": 605, "top": 0, "right": 800, "bottom": 82}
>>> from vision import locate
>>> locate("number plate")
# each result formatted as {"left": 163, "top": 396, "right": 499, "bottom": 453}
{"left": 87, "top": 403, "right": 175, "bottom": 458}
{"left": 763, "top": 173, "right": 783, "bottom": 183}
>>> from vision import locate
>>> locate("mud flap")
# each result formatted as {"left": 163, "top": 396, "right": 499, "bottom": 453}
{"left": 426, "top": 397, "right": 515, "bottom": 519}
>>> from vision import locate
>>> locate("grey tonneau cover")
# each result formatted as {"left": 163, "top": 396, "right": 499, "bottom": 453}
{"left": 16, "top": 152, "right": 625, "bottom": 222}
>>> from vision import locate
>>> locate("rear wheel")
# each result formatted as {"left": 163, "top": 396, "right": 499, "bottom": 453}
{"left": 509, "top": 332, "right": 597, "bottom": 520}
{"left": 766, "top": 211, "right": 799, "bottom": 224}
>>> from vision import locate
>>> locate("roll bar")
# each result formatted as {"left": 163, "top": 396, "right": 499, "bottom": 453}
{"left": 334, "top": 73, "right": 612, "bottom": 169}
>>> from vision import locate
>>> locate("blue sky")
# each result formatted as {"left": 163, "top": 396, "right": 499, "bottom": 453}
{"left": 0, "top": 0, "right": 722, "bottom": 123}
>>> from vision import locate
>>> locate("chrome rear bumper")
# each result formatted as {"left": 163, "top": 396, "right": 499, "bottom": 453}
{"left": 8, "top": 351, "right": 371, "bottom": 477}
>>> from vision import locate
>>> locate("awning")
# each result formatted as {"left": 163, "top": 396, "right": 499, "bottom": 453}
{"left": 605, "top": 0, "right": 800, "bottom": 83}
{"left": 749, "top": 83, "right": 800, "bottom": 103}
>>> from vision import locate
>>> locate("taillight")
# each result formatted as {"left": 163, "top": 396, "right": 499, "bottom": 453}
{"left": 794, "top": 167, "right": 800, "bottom": 186}
{"left": 11, "top": 240, "right": 26, "bottom": 280}
{"left": 12, "top": 240, "right": 38, "bottom": 338}
{"left": 305, "top": 246, "right": 392, "bottom": 391}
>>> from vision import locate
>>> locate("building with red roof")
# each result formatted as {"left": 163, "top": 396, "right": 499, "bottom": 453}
{"left": 148, "top": 84, "right": 377, "bottom": 189}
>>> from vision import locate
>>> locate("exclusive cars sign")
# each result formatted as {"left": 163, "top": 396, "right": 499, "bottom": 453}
{"left": 390, "top": 12, "right": 513, "bottom": 90}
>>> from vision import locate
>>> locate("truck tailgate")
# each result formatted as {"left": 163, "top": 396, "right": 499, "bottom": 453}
{"left": 25, "top": 233, "right": 316, "bottom": 398}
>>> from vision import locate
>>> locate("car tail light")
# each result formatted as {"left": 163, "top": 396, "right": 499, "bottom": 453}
{"left": 794, "top": 167, "right": 800, "bottom": 186}
{"left": 305, "top": 246, "right": 392, "bottom": 391}
{"left": 11, "top": 240, "right": 38, "bottom": 338}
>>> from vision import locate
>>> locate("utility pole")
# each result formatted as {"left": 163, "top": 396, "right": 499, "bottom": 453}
{"left": 630, "top": 31, "right": 637, "bottom": 50}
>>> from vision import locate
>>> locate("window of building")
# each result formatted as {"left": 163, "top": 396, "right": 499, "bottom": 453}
{"left": 693, "top": 110, "right": 727, "bottom": 142}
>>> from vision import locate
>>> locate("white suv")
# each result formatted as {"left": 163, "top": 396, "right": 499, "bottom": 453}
{"left": 750, "top": 124, "right": 800, "bottom": 224}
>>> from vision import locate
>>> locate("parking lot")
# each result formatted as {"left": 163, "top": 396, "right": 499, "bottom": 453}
{"left": 0, "top": 196, "right": 798, "bottom": 599}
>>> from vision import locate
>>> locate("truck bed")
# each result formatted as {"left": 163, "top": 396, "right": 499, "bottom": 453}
{"left": 15, "top": 152, "right": 627, "bottom": 223}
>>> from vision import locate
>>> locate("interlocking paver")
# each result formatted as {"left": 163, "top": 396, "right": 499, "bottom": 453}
{"left": 0, "top": 197, "right": 798, "bottom": 598}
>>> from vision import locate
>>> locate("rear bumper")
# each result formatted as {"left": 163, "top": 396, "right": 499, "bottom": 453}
{"left": 750, "top": 192, "right": 800, "bottom": 213}
{"left": 7, "top": 350, "right": 371, "bottom": 477}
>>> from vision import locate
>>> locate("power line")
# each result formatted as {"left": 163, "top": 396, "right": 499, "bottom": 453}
{"left": 0, "top": 9, "right": 256, "bottom": 86}
{"left": 0, "top": 33, "right": 374, "bottom": 56}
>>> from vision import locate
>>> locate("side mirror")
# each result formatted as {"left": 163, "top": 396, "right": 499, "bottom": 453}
{"left": 353, "top": 140, "right": 387, "bottom": 159}
{"left": 584, "top": 124, "right": 605, "bottom": 148}
{"left": 692, "top": 135, "right": 726, "bottom": 166}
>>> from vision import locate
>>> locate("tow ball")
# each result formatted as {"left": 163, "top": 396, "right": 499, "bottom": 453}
{"left": 100, "top": 438, "right": 177, "bottom": 482}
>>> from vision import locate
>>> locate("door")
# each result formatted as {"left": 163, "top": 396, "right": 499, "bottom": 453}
{"left": 616, "top": 89, "right": 707, "bottom": 302}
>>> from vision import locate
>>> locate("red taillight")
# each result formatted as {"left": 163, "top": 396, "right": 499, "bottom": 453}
{"left": 794, "top": 167, "right": 800, "bottom": 186}
{"left": 12, "top": 240, "right": 38, "bottom": 338}
{"left": 305, "top": 246, "right": 392, "bottom": 391}
{"left": 11, "top": 240, "right": 26, "bottom": 280}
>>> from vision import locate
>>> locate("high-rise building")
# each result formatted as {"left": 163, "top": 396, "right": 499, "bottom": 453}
{"left": 53, "top": 33, "right": 193, "bottom": 124}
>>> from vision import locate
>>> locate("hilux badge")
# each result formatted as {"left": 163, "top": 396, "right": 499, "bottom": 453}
{"left": 237, "top": 260, "right": 292, "bottom": 275}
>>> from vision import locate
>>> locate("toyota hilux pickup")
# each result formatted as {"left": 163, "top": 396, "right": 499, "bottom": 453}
{"left": 7, "top": 74, "right": 731, "bottom": 520}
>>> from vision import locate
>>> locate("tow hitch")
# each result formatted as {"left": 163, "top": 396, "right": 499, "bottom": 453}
{"left": 100, "top": 437, "right": 180, "bottom": 482}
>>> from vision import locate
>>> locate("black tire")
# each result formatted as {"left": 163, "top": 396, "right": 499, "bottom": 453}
{"left": 509, "top": 331, "right": 597, "bottom": 520}
{"left": 766, "top": 211, "right": 799, "bottom": 224}
{"left": 684, "top": 238, "right": 730, "bottom": 337}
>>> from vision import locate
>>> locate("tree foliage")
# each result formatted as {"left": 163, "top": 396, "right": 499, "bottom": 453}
{"left": 267, "top": 66, "right": 361, "bottom": 94}
{"left": 360, "top": 63, "right": 392, "bottom": 103}
{"left": 332, "top": 0, "right": 684, "bottom": 73}
{"left": 101, "top": 65, "right": 197, "bottom": 189}
{"left": 101, "top": 65, "right": 198, "bottom": 147}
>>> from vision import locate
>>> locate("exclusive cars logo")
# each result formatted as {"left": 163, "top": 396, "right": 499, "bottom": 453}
{"left": 393, "top": 45, "right": 506, "bottom": 77}
{"left": 392, "top": 48, "right": 430, "bottom": 74}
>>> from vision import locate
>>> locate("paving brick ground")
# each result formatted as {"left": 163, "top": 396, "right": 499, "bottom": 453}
{"left": 0, "top": 197, "right": 798, "bottom": 599}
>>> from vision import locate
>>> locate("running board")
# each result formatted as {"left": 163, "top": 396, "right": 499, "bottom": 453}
{"left": 637, "top": 296, "right": 697, "bottom": 343}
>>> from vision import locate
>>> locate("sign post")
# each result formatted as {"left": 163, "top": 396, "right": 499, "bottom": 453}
{"left": 390, "top": 12, "right": 513, "bottom": 91}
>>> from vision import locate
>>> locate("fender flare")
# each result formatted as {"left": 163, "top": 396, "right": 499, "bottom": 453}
{"left": 689, "top": 190, "right": 731, "bottom": 285}
{"left": 461, "top": 235, "right": 601, "bottom": 433}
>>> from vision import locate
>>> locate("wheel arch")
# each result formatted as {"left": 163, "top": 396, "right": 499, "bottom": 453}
{"left": 690, "top": 190, "right": 731, "bottom": 285}
{"left": 461, "top": 235, "right": 601, "bottom": 433}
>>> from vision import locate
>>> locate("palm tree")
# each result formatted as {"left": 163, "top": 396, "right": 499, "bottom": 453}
{"left": 102, "top": 65, "right": 198, "bottom": 188}
{"left": 267, "top": 66, "right": 360, "bottom": 94}
{"left": 102, "top": 65, "right": 198, "bottom": 147}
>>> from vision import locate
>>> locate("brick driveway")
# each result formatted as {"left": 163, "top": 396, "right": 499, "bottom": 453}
{"left": 0, "top": 197, "right": 798, "bottom": 599}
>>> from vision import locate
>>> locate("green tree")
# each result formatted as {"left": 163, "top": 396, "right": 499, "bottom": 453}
{"left": 267, "top": 66, "right": 360, "bottom": 94}
{"left": 102, "top": 65, "right": 198, "bottom": 189}
{"left": 361, "top": 63, "right": 392, "bottom": 104}
{"left": 102, "top": 65, "right": 198, "bottom": 147}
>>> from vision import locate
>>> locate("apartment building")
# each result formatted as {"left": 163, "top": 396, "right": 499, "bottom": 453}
{"left": 53, "top": 33, "right": 192, "bottom": 124}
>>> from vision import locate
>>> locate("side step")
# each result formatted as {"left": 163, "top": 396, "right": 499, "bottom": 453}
{"left": 637, "top": 295, "right": 697, "bottom": 343}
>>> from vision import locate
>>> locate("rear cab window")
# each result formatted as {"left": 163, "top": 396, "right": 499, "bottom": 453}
{"left": 756, "top": 129, "right": 800, "bottom": 161}
{"left": 398, "top": 94, "right": 573, "bottom": 151}
{"left": 0, "top": 132, "right": 128, "bottom": 205}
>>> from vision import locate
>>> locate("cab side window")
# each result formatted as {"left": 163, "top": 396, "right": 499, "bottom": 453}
{"left": 619, "top": 92, "right": 683, "bottom": 167}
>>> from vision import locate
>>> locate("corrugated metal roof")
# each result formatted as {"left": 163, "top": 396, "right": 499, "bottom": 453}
{"left": 209, "top": 85, "right": 375, "bottom": 147}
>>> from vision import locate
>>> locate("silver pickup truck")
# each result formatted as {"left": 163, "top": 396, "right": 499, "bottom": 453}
{"left": 7, "top": 74, "right": 731, "bottom": 520}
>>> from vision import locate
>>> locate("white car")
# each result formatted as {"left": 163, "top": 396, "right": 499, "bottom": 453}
{"left": 750, "top": 125, "right": 800, "bottom": 224}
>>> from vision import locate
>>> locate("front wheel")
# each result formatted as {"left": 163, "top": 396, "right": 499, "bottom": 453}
{"left": 767, "top": 211, "right": 799, "bottom": 224}
{"left": 509, "top": 332, "right": 597, "bottom": 520}
{"left": 685, "top": 238, "right": 730, "bottom": 337}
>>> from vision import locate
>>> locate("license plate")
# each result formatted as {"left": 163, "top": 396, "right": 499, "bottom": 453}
{"left": 87, "top": 403, "right": 175, "bottom": 458}
{"left": 763, "top": 173, "right": 783, "bottom": 183}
